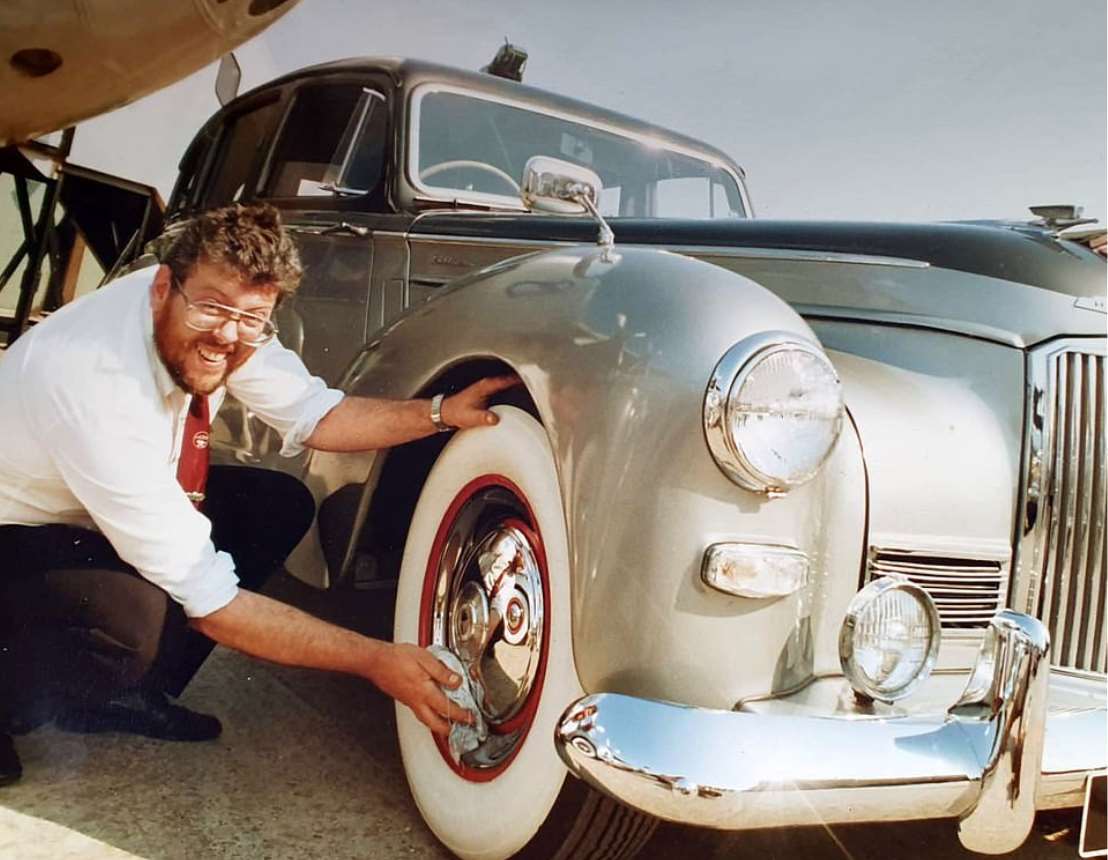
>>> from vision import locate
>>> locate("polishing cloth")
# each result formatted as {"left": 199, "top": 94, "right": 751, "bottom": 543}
{"left": 429, "top": 645, "right": 488, "bottom": 763}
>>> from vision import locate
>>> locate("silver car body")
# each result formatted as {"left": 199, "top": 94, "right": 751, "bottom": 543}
{"left": 159, "top": 57, "right": 1106, "bottom": 854}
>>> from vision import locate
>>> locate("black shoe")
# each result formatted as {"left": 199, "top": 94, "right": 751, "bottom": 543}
{"left": 0, "top": 734, "right": 21, "bottom": 786}
{"left": 56, "top": 689, "right": 222, "bottom": 742}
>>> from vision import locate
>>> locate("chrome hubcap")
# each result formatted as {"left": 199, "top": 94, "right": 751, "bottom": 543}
{"left": 430, "top": 486, "right": 546, "bottom": 744}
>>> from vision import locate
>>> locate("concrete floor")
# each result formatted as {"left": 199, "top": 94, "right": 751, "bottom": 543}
{"left": 1, "top": 576, "right": 447, "bottom": 860}
{"left": 0, "top": 574, "right": 1087, "bottom": 860}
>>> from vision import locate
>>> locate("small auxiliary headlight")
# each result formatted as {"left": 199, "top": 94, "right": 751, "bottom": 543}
{"left": 839, "top": 577, "right": 941, "bottom": 703}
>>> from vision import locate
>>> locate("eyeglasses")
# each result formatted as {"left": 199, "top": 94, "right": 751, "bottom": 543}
{"left": 170, "top": 275, "right": 279, "bottom": 347}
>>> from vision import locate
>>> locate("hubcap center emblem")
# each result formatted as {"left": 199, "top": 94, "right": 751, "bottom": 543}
{"left": 452, "top": 580, "right": 490, "bottom": 663}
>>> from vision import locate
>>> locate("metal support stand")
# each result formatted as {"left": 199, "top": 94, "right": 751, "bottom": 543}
{"left": 1, "top": 127, "right": 74, "bottom": 345}
{"left": 11, "top": 169, "right": 66, "bottom": 342}
{"left": 0, "top": 128, "right": 164, "bottom": 346}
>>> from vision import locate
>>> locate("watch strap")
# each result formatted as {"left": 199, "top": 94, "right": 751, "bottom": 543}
{"left": 430, "top": 393, "right": 453, "bottom": 432}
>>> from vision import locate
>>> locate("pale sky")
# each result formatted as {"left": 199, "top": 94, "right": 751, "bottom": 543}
{"left": 71, "top": 0, "right": 1107, "bottom": 223}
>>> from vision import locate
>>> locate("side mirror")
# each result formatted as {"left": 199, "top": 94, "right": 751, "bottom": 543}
{"left": 521, "top": 156, "right": 601, "bottom": 213}
{"left": 520, "top": 156, "right": 614, "bottom": 249}
{"left": 214, "top": 53, "right": 241, "bottom": 107}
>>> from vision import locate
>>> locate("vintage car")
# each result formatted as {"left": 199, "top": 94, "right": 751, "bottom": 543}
{"left": 156, "top": 57, "right": 1107, "bottom": 859}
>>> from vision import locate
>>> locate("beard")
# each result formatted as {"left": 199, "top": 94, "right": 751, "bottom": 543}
{"left": 153, "top": 303, "right": 252, "bottom": 396}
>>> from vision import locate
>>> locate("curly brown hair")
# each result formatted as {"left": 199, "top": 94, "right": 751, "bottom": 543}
{"left": 162, "top": 203, "right": 302, "bottom": 299}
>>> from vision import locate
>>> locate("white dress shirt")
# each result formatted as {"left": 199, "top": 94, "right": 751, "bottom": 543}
{"left": 0, "top": 267, "right": 343, "bottom": 617}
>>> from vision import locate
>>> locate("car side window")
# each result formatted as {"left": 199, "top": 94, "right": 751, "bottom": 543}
{"left": 200, "top": 95, "right": 283, "bottom": 209}
{"left": 261, "top": 84, "right": 387, "bottom": 200}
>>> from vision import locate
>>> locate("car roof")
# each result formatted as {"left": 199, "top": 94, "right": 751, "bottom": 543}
{"left": 222, "top": 56, "right": 745, "bottom": 178}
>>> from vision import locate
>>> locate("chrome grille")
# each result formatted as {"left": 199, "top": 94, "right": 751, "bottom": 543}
{"left": 1013, "top": 339, "right": 1107, "bottom": 674}
{"left": 867, "top": 550, "right": 1007, "bottom": 629}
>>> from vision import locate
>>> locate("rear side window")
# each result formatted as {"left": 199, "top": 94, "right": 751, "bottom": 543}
{"left": 262, "top": 84, "right": 387, "bottom": 199}
{"left": 200, "top": 96, "right": 282, "bottom": 209}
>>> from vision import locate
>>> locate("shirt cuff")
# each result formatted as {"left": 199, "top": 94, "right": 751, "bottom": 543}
{"left": 180, "top": 550, "right": 241, "bottom": 618}
{"left": 279, "top": 387, "right": 344, "bottom": 457}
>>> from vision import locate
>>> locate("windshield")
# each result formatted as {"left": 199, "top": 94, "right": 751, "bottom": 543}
{"left": 411, "top": 88, "right": 746, "bottom": 219}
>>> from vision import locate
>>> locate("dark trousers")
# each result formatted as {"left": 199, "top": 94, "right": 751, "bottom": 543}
{"left": 0, "top": 466, "right": 314, "bottom": 728}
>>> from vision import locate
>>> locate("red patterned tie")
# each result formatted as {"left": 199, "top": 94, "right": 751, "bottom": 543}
{"left": 177, "top": 395, "right": 210, "bottom": 509}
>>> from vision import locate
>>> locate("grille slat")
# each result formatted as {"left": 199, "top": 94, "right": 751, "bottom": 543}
{"left": 924, "top": 589, "right": 1003, "bottom": 598}
{"left": 1082, "top": 358, "right": 1106, "bottom": 669}
{"left": 1056, "top": 355, "right": 1082, "bottom": 665}
{"left": 893, "top": 571, "right": 1004, "bottom": 580}
{"left": 873, "top": 566, "right": 1001, "bottom": 578}
{"left": 1041, "top": 356, "right": 1068, "bottom": 627}
{"left": 877, "top": 573, "right": 1003, "bottom": 585}
{"left": 1018, "top": 342, "right": 1107, "bottom": 674}
{"left": 867, "top": 551, "right": 1007, "bottom": 630}
{"left": 1065, "top": 355, "right": 1095, "bottom": 667}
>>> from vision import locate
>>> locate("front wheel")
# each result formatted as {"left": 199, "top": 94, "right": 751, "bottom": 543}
{"left": 395, "top": 406, "right": 656, "bottom": 860}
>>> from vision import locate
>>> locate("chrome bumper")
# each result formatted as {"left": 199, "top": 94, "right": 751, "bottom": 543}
{"left": 555, "top": 611, "right": 1107, "bottom": 855}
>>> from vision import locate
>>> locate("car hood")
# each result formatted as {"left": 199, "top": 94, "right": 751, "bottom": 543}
{"left": 411, "top": 215, "right": 1106, "bottom": 346}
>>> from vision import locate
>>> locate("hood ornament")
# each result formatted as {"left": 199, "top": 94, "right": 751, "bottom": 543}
{"left": 1029, "top": 204, "right": 1097, "bottom": 231}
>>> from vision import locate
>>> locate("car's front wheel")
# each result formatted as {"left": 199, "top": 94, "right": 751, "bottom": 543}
{"left": 394, "top": 406, "right": 656, "bottom": 860}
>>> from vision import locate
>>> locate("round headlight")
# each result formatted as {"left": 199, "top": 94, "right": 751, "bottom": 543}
{"left": 839, "top": 577, "right": 941, "bottom": 703}
{"left": 704, "top": 332, "right": 844, "bottom": 493}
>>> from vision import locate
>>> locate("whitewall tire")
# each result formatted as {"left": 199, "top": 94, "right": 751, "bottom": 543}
{"left": 394, "top": 406, "right": 656, "bottom": 860}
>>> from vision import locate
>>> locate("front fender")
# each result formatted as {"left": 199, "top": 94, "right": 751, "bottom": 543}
{"left": 309, "top": 245, "right": 868, "bottom": 705}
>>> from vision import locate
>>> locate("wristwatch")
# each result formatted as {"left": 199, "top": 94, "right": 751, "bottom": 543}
{"left": 430, "top": 393, "right": 454, "bottom": 432}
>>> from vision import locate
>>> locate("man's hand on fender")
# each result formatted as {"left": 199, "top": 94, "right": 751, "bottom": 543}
{"left": 305, "top": 374, "right": 523, "bottom": 452}
{"left": 441, "top": 374, "right": 522, "bottom": 429}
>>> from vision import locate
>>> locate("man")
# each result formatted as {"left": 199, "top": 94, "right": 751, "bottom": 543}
{"left": 0, "top": 203, "right": 513, "bottom": 784}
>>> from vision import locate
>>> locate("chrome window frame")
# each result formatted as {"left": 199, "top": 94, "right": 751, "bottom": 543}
{"left": 327, "top": 88, "right": 388, "bottom": 195}
{"left": 406, "top": 82, "right": 753, "bottom": 217}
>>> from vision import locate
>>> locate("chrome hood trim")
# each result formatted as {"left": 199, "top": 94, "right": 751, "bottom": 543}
{"left": 407, "top": 216, "right": 1106, "bottom": 347}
